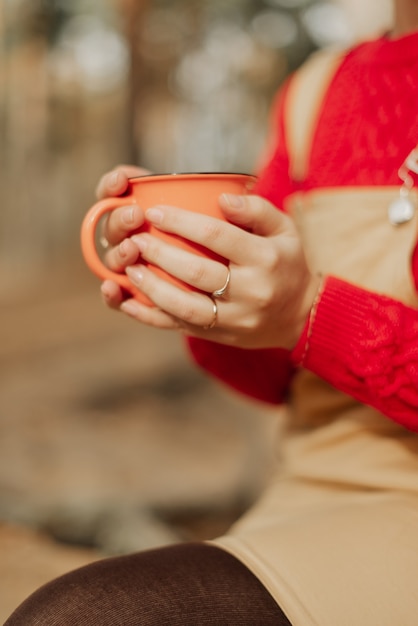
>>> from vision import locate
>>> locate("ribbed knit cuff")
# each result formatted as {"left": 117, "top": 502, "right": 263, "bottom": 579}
{"left": 291, "top": 275, "right": 372, "bottom": 375}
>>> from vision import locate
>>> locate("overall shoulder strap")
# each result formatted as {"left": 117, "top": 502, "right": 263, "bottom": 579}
{"left": 285, "top": 47, "right": 346, "bottom": 183}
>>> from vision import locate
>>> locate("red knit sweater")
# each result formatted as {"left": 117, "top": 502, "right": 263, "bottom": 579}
{"left": 187, "top": 31, "right": 418, "bottom": 432}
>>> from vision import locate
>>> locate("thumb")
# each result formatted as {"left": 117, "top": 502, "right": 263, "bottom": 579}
{"left": 219, "top": 194, "right": 291, "bottom": 237}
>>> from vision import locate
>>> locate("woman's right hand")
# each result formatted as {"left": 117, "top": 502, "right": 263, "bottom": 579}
{"left": 95, "top": 165, "right": 150, "bottom": 309}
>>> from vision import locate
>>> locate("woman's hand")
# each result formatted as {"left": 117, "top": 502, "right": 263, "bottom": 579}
{"left": 95, "top": 165, "right": 150, "bottom": 309}
{"left": 118, "top": 193, "right": 320, "bottom": 350}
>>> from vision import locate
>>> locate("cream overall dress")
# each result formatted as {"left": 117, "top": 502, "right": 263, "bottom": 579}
{"left": 212, "top": 51, "right": 418, "bottom": 625}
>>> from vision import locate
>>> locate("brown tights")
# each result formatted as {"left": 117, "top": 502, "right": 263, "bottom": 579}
{"left": 5, "top": 542, "right": 292, "bottom": 625}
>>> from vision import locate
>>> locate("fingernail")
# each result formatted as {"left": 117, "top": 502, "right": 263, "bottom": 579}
{"left": 118, "top": 239, "right": 130, "bottom": 258}
{"left": 145, "top": 207, "right": 164, "bottom": 224}
{"left": 131, "top": 235, "right": 147, "bottom": 253}
{"left": 126, "top": 266, "right": 143, "bottom": 285}
{"left": 221, "top": 194, "right": 243, "bottom": 209}
{"left": 110, "top": 170, "right": 121, "bottom": 188}
{"left": 100, "top": 283, "right": 112, "bottom": 300}
{"left": 122, "top": 205, "right": 139, "bottom": 226}
{"left": 120, "top": 300, "right": 141, "bottom": 317}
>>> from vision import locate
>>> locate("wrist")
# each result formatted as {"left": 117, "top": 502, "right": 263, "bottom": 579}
{"left": 290, "top": 273, "right": 325, "bottom": 358}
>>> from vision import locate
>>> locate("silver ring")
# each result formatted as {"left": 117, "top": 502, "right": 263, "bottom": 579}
{"left": 212, "top": 266, "right": 230, "bottom": 298}
{"left": 99, "top": 235, "right": 110, "bottom": 250}
{"left": 203, "top": 296, "right": 218, "bottom": 329}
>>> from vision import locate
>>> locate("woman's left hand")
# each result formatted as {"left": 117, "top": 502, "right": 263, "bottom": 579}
{"left": 120, "top": 194, "right": 321, "bottom": 350}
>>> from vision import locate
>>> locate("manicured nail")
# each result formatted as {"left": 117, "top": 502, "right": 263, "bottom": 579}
{"left": 221, "top": 194, "right": 243, "bottom": 209}
{"left": 126, "top": 266, "right": 143, "bottom": 285}
{"left": 110, "top": 170, "right": 121, "bottom": 188}
{"left": 100, "top": 283, "right": 112, "bottom": 300}
{"left": 122, "top": 206, "right": 136, "bottom": 225}
{"left": 145, "top": 207, "right": 164, "bottom": 224}
{"left": 120, "top": 300, "right": 141, "bottom": 317}
{"left": 118, "top": 239, "right": 130, "bottom": 258}
{"left": 131, "top": 235, "right": 147, "bottom": 253}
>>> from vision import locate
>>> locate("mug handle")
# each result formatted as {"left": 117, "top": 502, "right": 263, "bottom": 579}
{"left": 80, "top": 196, "right": 138, "bottom": 293}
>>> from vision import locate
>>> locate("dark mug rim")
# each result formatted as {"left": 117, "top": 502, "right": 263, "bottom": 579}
{"left": 128, "top": 171, "right": 257, "bottom": 181}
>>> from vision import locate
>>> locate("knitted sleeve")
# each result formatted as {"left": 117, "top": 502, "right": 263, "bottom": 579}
{"left": 291, "top": 276, "right": 418, "bottom": 432}
{"left": 186, "top": 58, "right": 418, "bottom": 431}
{"left": 185, "top": 338, "right": 294, "bottom": 405}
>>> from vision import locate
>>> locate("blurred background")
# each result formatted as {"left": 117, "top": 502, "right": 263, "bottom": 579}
{"left": 0, "top": 0, "right": 390, "bottom": 619}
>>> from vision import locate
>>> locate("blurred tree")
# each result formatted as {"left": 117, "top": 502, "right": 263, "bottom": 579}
{"left": 0, "top": 0, "right": 357, "bottom": 292}
{"left": 112, "top": 0, "right": 325, "bottom": 172}
{"left": 114, "top": 0, "right": 149, "bottom": 161}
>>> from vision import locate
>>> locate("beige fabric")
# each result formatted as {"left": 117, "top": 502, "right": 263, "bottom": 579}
{"left": 211, "top": 52, "right": 418, "bottom": 626}
{"left": 289, "top": 188, "right": 418, "bottom": 305}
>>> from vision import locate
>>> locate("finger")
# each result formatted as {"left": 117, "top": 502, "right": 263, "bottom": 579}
{"left": 101, "top": 277, "right": 181, "bottom": 330}
{"left": 95, "top": 169, "right": 129, "bottom": 200}
{"left": 95, "top": 165, "right": 148, "bottom": 200}
{"left": 131, "top": 233, "right": 230, "bottom": 296}
{"left": 120, "top": 298, "right": 181, "bottom": 330}
{"left": 144, "top": 205, "right": 258, "bottom": 266}
{"left": 103, "top": 204, "right": 145, "bottom": 246}
{"left": 219, "top": 194, "right": 293, "bottom": 237}
{"left": 105, "top": 238, "right": 140, "bottom": 272}
{"left": 125, "top": 264, "right": 223, "bottom": 329}
{"left": 101, "top": 280, "right": 125, "bottom": 309}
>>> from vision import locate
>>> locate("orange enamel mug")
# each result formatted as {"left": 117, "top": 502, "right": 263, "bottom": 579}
{"left": 81, "top": 172, "right": 257, "bottom": 305}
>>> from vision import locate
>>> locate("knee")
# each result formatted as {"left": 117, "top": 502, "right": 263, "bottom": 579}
{"left": 4, "top": 566, "right": 102, "bottom": 625}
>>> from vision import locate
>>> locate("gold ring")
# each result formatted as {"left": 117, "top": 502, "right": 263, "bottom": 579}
{"left": 212, "top": 266, "right": 230, "bottom": 298}
{"left": 204, "top": 295, "right": 218, "bottom": 329}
